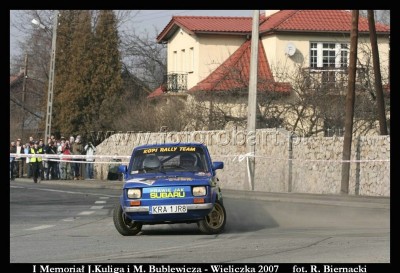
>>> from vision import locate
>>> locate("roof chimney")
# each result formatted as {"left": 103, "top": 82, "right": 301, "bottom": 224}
{"left": 264, "top": 10, "right": 280, "bottom": 17}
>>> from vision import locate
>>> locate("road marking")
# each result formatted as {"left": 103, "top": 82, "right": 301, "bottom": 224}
{"left": 14, "top": 186, "right": 118, "bottom": 198}
{"left": 26, "top": 225, "right": 55, "bottom": 230}
{"left": 62, "top": 217, "right": 77, "bottom": 222}
{"left": 90, "top": 206, "right": 104, "bottom": 210}
{"left": 78, "top": 211, "right": 95, "bottom": 215}
{"left": 13, "top": 184, "right": 115, "bottom": 225}
{"left": 10, "top": 185, "right": 24, "bottom": 189}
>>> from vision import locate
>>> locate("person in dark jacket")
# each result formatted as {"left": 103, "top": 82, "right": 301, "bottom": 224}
{"left": 10, "top": 141, "right": 16, "bottom": 180}
{"left": 45, "top": 141, "right": 58, "bottom": 180}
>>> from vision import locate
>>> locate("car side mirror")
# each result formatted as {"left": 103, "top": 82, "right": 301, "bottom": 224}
{"left": 117, "top": 165, "right": 127, "bottom": 173}
{"left": 212, "top": 161, "right": 224, "bottom": 170}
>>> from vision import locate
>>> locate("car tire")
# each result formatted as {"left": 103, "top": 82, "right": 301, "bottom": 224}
{"left": 197, "top": 201, "right": 226, "bottom": 234}
{"left": 113, "top": 203, "right": 142, "bottom": 236}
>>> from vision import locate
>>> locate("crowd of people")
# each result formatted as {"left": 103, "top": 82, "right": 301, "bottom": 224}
{"left": 10, "top": 134, "right": 96, "bottom": 183}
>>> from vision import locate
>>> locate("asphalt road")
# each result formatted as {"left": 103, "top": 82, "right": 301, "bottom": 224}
{"left": 10, "top": 178, "right": 390, "bottom": 264}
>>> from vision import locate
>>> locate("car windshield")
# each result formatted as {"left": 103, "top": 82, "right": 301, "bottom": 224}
{"left": 130, "top": 146, "right": 209, "bottom": 174}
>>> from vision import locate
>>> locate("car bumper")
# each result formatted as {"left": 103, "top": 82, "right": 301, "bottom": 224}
{"left": 124, "top": 203, "right": 213, "bottom": 212}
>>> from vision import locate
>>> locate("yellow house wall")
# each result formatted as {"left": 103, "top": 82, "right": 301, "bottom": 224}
{"left": 168, "top": 29, "right": 246, "bottom": 89}
{"left": 168, "top": 27, "right": 389, "bottom": 91}
{"left": 197, "top": 34, "right": 246, "bottom": 83}
{"left": 262, "top": 34, "right": 390, "bottom": 85}
{"left": 167, "top": 29, "right": 198, "bottom": 89}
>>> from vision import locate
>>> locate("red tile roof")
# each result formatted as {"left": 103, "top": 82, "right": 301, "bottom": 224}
{"left": 188, "top": 40, "right": 291, "bottom": 93}
{"left": 259, "top": 10, "right": 390, "bottom": 33}
{"left": 157, "top": 16, "right": 252, "bottom": 42}
{"left": 157, "top": 10, "right": 390, "bottom": 42}
{"left": 173, "top": 16, "right": 252, "bottom": 33}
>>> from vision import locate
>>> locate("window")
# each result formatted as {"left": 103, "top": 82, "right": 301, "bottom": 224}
{"left": 189, "top": 47, "right": 194, "bottom": 73}
{"left": 181, "top": 49, "right": 185, "bottom": 72}
{"left": 309, "top": 42, "right": 350, "bottom": 89}
{"left": 173, "top": 51, "right": 177, "bottom": 72}
{"left": 310, "top": 42, "right": 349, "bottom": 68}
{"left": 339, "top": 44, "right": 349, "bottom": 68}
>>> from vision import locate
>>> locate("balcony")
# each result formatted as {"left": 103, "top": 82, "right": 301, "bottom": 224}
{"left": 302, "top": 67, "right": 368, "bottom": 94}
{"left": 163, "top": 73, "right": 188, "bottom": 93}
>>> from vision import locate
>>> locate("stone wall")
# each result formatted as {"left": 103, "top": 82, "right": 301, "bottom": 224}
{"left": 94, "top": 129, "right": 390, "bottom": 197}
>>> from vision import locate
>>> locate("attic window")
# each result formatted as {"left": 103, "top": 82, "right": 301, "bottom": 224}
{"left": 189, "top": 47, "right": 194, "bottom": 73}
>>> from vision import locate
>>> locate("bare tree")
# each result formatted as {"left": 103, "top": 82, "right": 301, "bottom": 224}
{"left": 360, "top": 10, "right": 390, "bottom": 25}
{"left": 10, "top": 10, "right": 151, "bottom": 139}
{"left": 120, "top": 29, "right": 167, "bottom": 91}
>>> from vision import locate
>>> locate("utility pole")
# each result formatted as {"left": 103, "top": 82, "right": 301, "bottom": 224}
{"left": 368, "top": 10, "right": 388, "bottom": 135}
{"left": 246, "top": 10, "right": 259, "bottom": 191}
{"left": 341, "top": 10, "right": 359, "bottom": 194}
{"left": 21, "top": 53, "right": 28, "bottom": 141}
{"left": 45, "top": 10, "right": 58, "bottom": 141}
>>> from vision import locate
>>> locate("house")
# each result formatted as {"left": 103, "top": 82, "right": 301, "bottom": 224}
{"left": 150, "top": 10, "right": 391, "bottom": 134}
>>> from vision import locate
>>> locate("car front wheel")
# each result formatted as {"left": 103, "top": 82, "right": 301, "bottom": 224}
{"left": 113, "top": 203, "right": 142, "bottom": 236}
{"left": 197, "top": 201, "right": 226, "bottom": 234}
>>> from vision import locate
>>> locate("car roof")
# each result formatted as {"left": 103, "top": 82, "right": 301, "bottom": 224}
{"left": 133, "top": 142, "right": 207, "bottom": 151}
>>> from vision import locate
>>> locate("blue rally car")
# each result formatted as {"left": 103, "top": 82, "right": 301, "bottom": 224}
{"left": 113, "top": 142, "right": 226, "bottom": 235}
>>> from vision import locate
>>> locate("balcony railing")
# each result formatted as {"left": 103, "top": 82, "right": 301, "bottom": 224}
{"left": 302, "top": 67, "right": 368, "bottom": 93}
{"left": 163, "top": 68, "right": 370, "bottom": 94}
{"left": 163, "top": 73, "right": 188, "bottom": 92}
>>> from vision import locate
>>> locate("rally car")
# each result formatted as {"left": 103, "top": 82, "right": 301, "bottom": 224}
{"left": 113, "top": 142, "right": 226, "bottom": 236}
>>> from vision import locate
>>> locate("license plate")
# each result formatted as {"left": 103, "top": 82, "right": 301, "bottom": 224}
{"left": 151, "top": 205, "right": 187, "bottom": 214}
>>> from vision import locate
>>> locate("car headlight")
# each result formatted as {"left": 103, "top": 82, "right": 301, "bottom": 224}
{"left": 192, "top": 186, "right": 206, "bottom": 196}
{"left": 127, "top": 189, "right": 141, "bottom": 199}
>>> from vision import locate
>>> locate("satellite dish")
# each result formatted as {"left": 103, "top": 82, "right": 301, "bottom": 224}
{"left": 285, "top": 42, "right": 296, "bottom": 56}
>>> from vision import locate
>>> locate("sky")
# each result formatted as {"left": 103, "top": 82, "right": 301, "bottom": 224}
{"left": 10, "top": 10, "right": 254, "bottom": 59}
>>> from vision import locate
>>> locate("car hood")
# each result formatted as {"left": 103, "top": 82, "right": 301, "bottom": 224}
{"left": 124, "top": 174, "right": 213, "bottom": 188}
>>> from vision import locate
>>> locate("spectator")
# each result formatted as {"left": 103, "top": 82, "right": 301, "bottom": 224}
{"left": 57, "top": 137, "right": 64, "bottom": 179}
{"left": 29, "top": 141, "right": 44, "bottom": 183}
{"left": 24, "top": 142, "right": 32, "bottom": 178}
{"left": 10, "top": 141, "right": 16, "bottom": 180}
{"left": 38, "top": 139, "right": 45, "bottom": 180}
{"left": 42, "top": 138, "right": 50, "bottom": 179}
{"left": 72, "top": 135, "right": 84, "bottom": 180}
{"left": 84, "top": 141, "right": 96, "bottom": 179}
{"left": 60, "top": 139, "right": 72, "bottom": 180}
{"left": 15, "top": 139, "right": 24, "bottom": 178}
{"left": 45, "top": 141, "right": 58, "bottom": 180}
{"left": 108, "top": 154, "right": 122, "bottom": 180}
{"left": 69, "top": 136, "right": 75, "bottom": 179}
